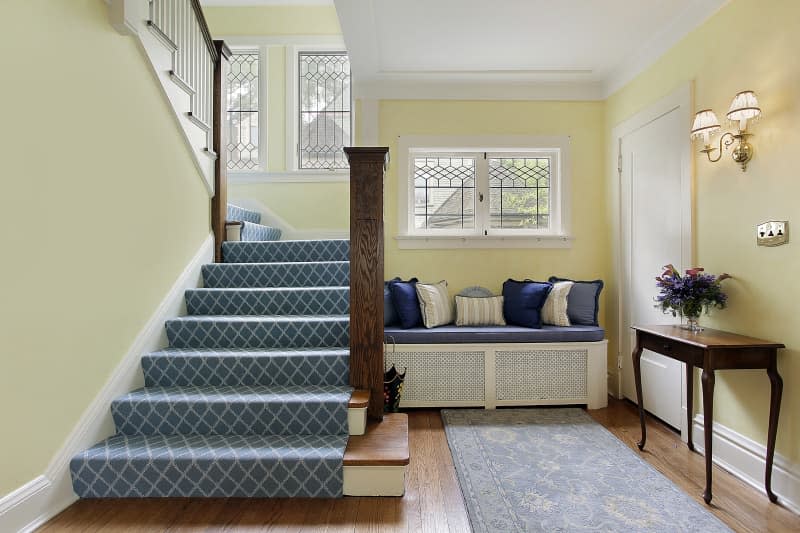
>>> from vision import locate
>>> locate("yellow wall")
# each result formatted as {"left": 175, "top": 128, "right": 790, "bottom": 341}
{"left": 380, "top": 100, "right": 611, "bottom": 323}
{"left": 606, "top": 0, "right": 799, "bottom": 462}
{"left": 202, "top": 5, "right": 341, "bottom": 36}
{"left": 0, "top": 0, "right": 210, "bottom": 495}
{"left": 204, "top": 6, "right": 349, "bottom": 231}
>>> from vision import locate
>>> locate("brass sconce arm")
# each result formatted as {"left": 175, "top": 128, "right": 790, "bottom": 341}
{"left": 699, "top": 131, "right": 754, "bottom": 171}
{"left": 700, "top": 132, "right": 736, "bottom": 163}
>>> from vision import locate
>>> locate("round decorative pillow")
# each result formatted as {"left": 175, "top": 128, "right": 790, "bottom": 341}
{"left": 457, "top": 286, "right": 494, "bottom": 298}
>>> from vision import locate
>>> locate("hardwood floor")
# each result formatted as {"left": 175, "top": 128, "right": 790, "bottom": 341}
{"left": 40, "top": 400, "right": 799, "bottom": 532}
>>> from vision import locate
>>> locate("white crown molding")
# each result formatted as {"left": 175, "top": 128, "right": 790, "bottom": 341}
{"left": 0, "top": 234, "right": 214, "bottom": 533}
{"left": 603, "top": 0, "right": 730, "bottom": 98}
{"left": 355, "top": 79, "right": 604, "bottom": 101}
{"left": 692, "top": 414, "right": 800, "bottom": 515}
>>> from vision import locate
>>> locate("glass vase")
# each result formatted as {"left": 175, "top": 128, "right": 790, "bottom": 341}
{"left": 683, "top": 315, "right": 703, "bottom": 332}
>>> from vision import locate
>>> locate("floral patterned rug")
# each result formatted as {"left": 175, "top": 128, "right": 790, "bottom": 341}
{"left": 441, "top": 408, "right": 731, "bottom": 532}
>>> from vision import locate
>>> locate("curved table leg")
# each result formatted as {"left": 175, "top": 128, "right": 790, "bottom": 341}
{"left": 686, "top": 362, "right": 694, "bottom": 451}
{"left": 766, "top": 359, "right": 783, "bottom": 503}
{"left": 632, "top": 337, "right": 646, "bottom": 450}
{"left": 702, "top": 367, "right": 715, "bottom": 504}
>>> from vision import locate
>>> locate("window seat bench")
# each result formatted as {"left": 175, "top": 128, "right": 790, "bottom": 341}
{"left": 383, "top": 326, "right": 608, "bottom": 410}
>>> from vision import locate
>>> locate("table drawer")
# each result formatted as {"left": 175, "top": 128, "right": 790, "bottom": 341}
{"left": 639, "top": 333, "right": 704, "bottom": 364}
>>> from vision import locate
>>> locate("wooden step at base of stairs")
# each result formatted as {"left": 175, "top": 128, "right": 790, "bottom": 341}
{"left": 347, "top": 389, "right": 369, "bottom": 436}
{"left": 343, "top": 413, "right": 409, "bottom": 496}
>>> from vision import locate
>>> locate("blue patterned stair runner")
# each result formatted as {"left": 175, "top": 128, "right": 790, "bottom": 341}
{"left": 202, "top": 261, "right": 349, "bottom": 288}
{"left": 70, "top": 238, "right": 353, "bottom": 498}
{"left": 142, "top": 348, "right": 349, "bottom": 387}
{"left": 226, "top": 204, "right": 281, "bottom": 242}
{"left": 185, "top": 287, "right": 349, "bottom": 316}
{"left": 222, "top": 239, "right": 349, "bottom": 263}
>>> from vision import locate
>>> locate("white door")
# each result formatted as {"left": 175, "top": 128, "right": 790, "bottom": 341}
{"left": 617, "top": 86, "right": 692, "bottom": 432}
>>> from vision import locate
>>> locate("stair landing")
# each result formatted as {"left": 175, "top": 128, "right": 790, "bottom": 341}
{"left": 343, "top": 413, "right": 410, "bottom": 496}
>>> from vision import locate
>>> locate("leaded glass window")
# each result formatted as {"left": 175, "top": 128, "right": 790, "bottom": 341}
{"left": 226, "top": 51, "right": 259, "bottom": 170}
{"left": 298, "top": 52, "right": 351, "bottom": 170}
{"left": 489, "top": 157, "right": 550, "bottom": 229}
{"left": 404, "top": 145, "right": 564, "bottom": 239}
{"left": 414, "top": 157, "right": 476, "bottom": 230}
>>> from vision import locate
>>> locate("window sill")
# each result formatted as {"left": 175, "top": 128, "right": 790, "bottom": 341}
{"left": 394, "top": 234, "right": 573, "bottom": 249}
{"left": 229, "top": 171, "right": 349, "bottom": 184}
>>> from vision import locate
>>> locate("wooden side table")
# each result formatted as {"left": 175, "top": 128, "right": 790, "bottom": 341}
{"left": 631, "top": 325, "right": 784, "bottom": 504}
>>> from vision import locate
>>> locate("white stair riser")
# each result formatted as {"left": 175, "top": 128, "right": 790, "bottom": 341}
{"left": 343, "top": 466, "right": 406, "bottom": 497}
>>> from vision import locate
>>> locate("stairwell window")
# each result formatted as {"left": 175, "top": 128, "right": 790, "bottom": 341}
{"left": 226, "top": 50, "right": 260, "bottom": 170}
{"left": 297, "top": 51, "right": 352, "bottom": 170}
{"left": 397, "top": 136, "right": 572, "bottom": 249}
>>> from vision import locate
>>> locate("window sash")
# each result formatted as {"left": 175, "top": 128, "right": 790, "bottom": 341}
{"left": 407, "top": 148, "right": 561, "bottom": 237}
{"left": 297, "top": 51, "right": 352, "bottom": 170}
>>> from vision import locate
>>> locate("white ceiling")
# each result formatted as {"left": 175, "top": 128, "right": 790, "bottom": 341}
{"left": 334, "top": 0, "right": 729, "bottom": 99}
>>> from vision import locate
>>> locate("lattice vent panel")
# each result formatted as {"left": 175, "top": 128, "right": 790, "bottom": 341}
{"left": 496, "top": 349, "right": 587, "bottom": 401}
{"left": 386, "top": 351, "right": 485, "bottom": 402}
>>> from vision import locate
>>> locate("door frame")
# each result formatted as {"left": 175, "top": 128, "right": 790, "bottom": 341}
{"left": 612, "top": 83, "right": 694, "bottom": 440}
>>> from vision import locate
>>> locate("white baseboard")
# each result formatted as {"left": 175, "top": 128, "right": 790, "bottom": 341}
{"left": 0, "top": 234, "right": 214, "bottom": 533}
{"left": 692, "top": 414, "right": 800, "bottom": 515}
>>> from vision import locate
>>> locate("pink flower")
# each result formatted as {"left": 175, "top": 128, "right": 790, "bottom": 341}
{"left": 685, "top": 267, "right": 705, "bottom": 277}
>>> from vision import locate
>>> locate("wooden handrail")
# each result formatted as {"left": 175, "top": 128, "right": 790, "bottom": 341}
{"left": 211, "top": 40, "right": 232, "bottom": 262}
{"left": 344, "top": 147, "right": 390, "bottom": 420}
{"left": 190, "top": 0, "right": 219, "bottom": 63}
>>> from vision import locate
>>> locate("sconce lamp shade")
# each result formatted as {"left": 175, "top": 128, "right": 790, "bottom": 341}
{"left": 691, "top": 109, "right": 721, "bottom": 143}
{"left": 727, "top": 90, "right": 761, "bottom": 129}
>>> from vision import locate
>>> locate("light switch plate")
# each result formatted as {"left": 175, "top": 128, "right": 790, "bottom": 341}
{"left": 756, "top": 221, "right": 789, "bottom": 246}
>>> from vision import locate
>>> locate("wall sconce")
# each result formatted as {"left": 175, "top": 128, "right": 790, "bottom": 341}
{"left": 690, "top": 90, "right": 762, "bottom": 172}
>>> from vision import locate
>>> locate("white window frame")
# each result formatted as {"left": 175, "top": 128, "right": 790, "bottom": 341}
{"left": 397, "top": 135, "right": 572, "bottom": 249}
{"left": 285, "top": 44, "right": 353, "bottom": 175}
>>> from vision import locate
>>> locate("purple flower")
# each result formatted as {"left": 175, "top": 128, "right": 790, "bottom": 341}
{"left": 654, "top": 265, "right": 730, "bottom": 318}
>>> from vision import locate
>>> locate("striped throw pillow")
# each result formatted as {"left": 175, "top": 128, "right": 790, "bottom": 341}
{"left": 455, "top": 295, "right": 506, "bottom": 326}
{"left": 415, "top": 280, "right": 454, "bottom": 328}
{"left": 542, "top": 281, "right": 574, "bottom": 326}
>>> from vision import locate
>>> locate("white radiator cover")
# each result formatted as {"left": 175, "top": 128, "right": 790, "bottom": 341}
{"left": 386, "top": 340, "right": 608, "bottom": 410}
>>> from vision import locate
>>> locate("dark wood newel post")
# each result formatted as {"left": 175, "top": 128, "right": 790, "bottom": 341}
{"left": 344, "top": 147, "right": 389, "bottom": 420}
{"left": 211, "top": 40, "right": 232, "bottom": 262}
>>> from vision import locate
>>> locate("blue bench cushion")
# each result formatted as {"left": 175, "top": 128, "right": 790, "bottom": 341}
{"left": 383, "top": 325, "right": 605, "bottom": 344}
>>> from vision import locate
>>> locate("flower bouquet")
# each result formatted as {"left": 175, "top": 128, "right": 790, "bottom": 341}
{"left": 655, "top": 264, "right": 731, "bottom": 331}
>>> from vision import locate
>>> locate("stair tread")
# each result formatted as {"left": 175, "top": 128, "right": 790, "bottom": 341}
{"left": 349, "top": 389, "right": 370, "bottom": 409}
{"left": 187, "top": 286, "right": 349, "bottom": 292}
{"left": 167, "top": 315, "right": 349, "bottom": 322}
{"left": 207, "top": 260, "right": 350, "bottom": 266}
{"left": 344, "top": 414, "right": 409, "bottom": 467}
{"left": 75, "top": 432, "right": 348, "bottom": 459}
{"left": 115, "top": 385, "right": 367, "bottom": 407}
{"left": 147, "top": 347, "right": 349, "bottom": 356}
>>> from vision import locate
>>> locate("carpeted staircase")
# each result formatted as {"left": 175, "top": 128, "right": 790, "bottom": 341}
{"left": 69, "top": 205, "right": 366, "bottom": 498}
{"left": 226, "top": 203, "right": 282, "bottom": 241}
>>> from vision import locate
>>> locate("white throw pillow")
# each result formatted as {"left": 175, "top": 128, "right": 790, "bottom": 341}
{"left": 455, "top": 295, "right": 506, "bottom": 326}
{"left": 416, "top": 280, "right": 454, "bottom": 328}
{"left": 542, "top": 281, "right": 574, "bottom": 326}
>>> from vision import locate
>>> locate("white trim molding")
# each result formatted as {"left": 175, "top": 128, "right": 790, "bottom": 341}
{"left": 394, "top": 234, "right": 572, "bottom": 250}
{"left": 0, "top": 234, "right": 214, "bottom": 533}
{"left": 692, "top": 414, "right": 800, "bottom": 515}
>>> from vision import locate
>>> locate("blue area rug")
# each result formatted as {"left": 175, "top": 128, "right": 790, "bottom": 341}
{"left": 442, "top": 408, "right": 731, "bottom": 532}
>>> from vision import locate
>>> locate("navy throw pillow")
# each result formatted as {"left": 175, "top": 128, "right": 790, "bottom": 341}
{"left": 384, "top": 277, "right": 401, "bottom": 326}
{"left": 388, "top": 278, "right": 422, "bottom": 329}
{"left": 502, "top": 279, "right": 553, "bottom": 328}
{"left": 548, "top": 276, "right": 604, "bottom": 326}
